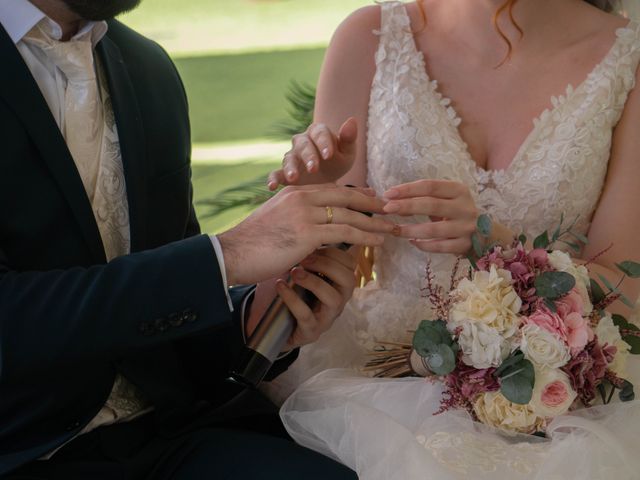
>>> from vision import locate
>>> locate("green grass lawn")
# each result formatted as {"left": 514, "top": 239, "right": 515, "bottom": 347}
{"left": 120, "top": 0, "right": 372, "bottom": 56}
{"left": 175, "top": 47, "right": 324, "bottom": 143}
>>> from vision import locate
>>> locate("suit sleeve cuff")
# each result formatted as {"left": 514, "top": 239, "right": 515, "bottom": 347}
{"left": 210, "top": 235, "right": 234, "bottom": 312}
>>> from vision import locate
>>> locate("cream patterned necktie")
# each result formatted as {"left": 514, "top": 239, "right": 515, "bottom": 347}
{"left": 23, "top": 26, "right": 129, "bottom": 261}
{"left": 23, "top": 27, "right": 150, "bottom": 429}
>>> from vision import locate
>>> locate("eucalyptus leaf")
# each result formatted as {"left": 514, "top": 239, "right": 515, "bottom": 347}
{"left": 552, "top": 223, "right": 562, "bottom": 242}
{"left": 477, "top": 214, "right": 492, "bottom": 237}
{"left": 466, "top": 255, "right": 478, "bottom": 270}
{"left": 426, "top": 344, "right": 456, "bottom": 376}
{"left": 533, "top": 231, "right": 550, "bottom": 249}
{"left": 494, "top": 351, "right": 525, "bottom": 378}
{"left": 561, "top": 240, "right": 581, "bottom": 253}
{"left": 518, "top": 234, "right": 527, "bottom": 246}
{"left": 535, "top": 271, "right": 576, "bottom": 299}
{"left": 590, "top": 279, "right": 605, "bottom": 305}
{"left": 611, "top": 313, "right": 630, "bottom": 329}
{"left": 597, "top": 273, "right": 617, "bottom": 294}
{"left": 500, "top": 359, "right": 535, "bottom": 405}
{"left": 622, "top": 334, "right": 640, "bottom": 355}
{"left": 471, "top": 233, "right": 483, "bottom": 257}
{"left": 544, "top": 298, "right": 557, "bottom": 313}
{"left": 620, "top": 293, "right": 635, "bottom": 309}
{"left": 569, "top": 231, "right": 589, "bottom": 245}
{"left": 616, "top": 261, "right": 640, "bottom": 279}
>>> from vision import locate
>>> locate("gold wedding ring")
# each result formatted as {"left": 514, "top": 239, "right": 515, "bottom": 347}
{"left": 325, "top": 206, "right": 334, "bottom": 224}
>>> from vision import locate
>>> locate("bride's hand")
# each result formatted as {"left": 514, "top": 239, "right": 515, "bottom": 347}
{"left": 383, "top": 179, "right": 478, "bottom": 255}
{"left": 267, "top": 118, "right": 358, "bottom": 190}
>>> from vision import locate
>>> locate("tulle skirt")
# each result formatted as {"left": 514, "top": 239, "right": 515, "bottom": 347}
{"left": 280, "top": 365, "right": 640, "bottom": 480}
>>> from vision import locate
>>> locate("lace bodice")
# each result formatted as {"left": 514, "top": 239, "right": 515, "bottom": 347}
{"left": 367, "top": 2, "right": 640, "bottom": 298}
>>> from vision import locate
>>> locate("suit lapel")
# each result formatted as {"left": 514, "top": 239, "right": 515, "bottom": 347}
{"left": 96, "top": 35, "right": 148, "bottom": 252}
{"left": 0, "top": 25, "right": 106, "bottom": 263}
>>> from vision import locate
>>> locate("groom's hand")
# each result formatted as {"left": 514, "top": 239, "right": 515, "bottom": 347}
{"left": 246, "top": 246, "right": 357, "bottom": 348}
{"left": 217, "top": 184, "right": 393, "bottom": 286}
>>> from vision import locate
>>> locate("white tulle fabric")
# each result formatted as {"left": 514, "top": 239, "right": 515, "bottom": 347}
{"left": 274, "top": 3, "right": 640, "bottom": 478}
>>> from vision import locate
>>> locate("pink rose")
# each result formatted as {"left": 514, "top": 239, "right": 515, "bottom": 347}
{"left": 529, "top": 248, "right": 549, "bottom": 267}
{"left": 556, "top": 289, "right": 584, "bottom": 318}
{"left": 525, "top": 308, "right": 568, "bottom": 342}
{"left": 541, "top": 380, "right": 570, "bottom": 408}
{"left": 564, "top": 312, "right": 593, "bottom": 355}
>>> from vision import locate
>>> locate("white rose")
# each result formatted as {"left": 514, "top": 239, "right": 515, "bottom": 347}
{"left": 457, "top": 322, "right": 510, "bottom": 369}
{"left": 530, "top": 367, "right": 577, "bottom": 418}
{"left": 520, "top": 324, "right": 571, "bottom": 369}
{"left": 450, "top": 265, "right": 522, "bottom": 336}
{"left": 595, "top": 314, "right": 631, "bottom": 377}
{"left": 548, "top": 250, "right": 593, "bottom": 315}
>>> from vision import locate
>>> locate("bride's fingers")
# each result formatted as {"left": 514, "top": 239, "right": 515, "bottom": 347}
{"left": 307, "top": 246, "right": 358, "bottom": 271}
{"left": 383, "top": 196, "right": 473, "bottom": 218}
{"left": 308, "top": 123, "right": 338, "bottom": 163}
{"left": 281, "top": 150, "right": 305, "bottom": 183}
{"left": 410, "top": 237, "right": 472, "bottom": 255}
{"left": 394, "top": 220, "right": 475, "bottom": 240}
{"left": 267, "top": 169, "right": 287, "bottom": 190}
{"left": 292, "top": 133, "right": 323, "bottom": 174}
{"left": 275, "top": 280, "right": 319, "bottom": 347}
{"left": 384, "top": 179, "right": 467, "bottom": 200}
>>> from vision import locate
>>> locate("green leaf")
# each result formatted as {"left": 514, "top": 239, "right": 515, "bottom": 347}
{"left": 620, "top": 293, "right": 635, "bottom": 309}
{"left": 544, "top": 298, "right": 557, "bottom": 313}
{"left": 616, "top": 261, "right": 640, "bottom": 279}
{"left": 494, "top": 351, "right": 525, "bottom": 378}
{"left": 533, "top": 231, "right": 550, "bottom": 250}
{"left": 476, "top": 214, "right": 492, "bottom": 237}
{"left": 471, "top": 233, "right": 483, "bottom": 257}
{"left": 623, "top": 334, "right": 640, "bottom": 355}
{"left": 500, "top": 359, "right": 535, "bottom": 405}
{"left": 597, "top": 273, "right": 617, "bottom": 293}
{"left": 518, "top": 234, "right": 527, "bottom": 246}
{"left": 619, "top": 380, "right": 635, "bottom": 402}
{"left": 535, "top": 271, "right": 576, "bottom": 299}
{"left": 426, "top": 344, "right": 456, "bottom": 376}
{"left": 590, "top": 279, "right": 605, "bottom": 305}
{"left": 611, "top": 313, "right": 630, "bottom": 329}
{"left": 551, "top": 223, "right": 562, "bottom": 242}
{"left": 412, "top": 320, "right": 455, "bottom": 356}
{"left": 569, "top": 231, "right": 589, "bottom": 245}
{"left": 561, "top": 240, "right": 581, "bottom": 253}
{"left": 466, "top": 255, "right": 478, "bottom": 270}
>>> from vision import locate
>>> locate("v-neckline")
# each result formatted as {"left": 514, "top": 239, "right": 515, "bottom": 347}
{"left": 403, "top": 5, "right": 634, "bottom": 176}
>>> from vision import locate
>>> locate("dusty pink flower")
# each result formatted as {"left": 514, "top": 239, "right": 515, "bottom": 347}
{"left": 555, "top": 289, "right": 584, "bottom": 318}
{"left": 439, "top": 364, "right": 500, "bottom": 413}
{"left": 541, "top": 380, "right": 570, "bottom": 409}
{"left": 525, "top": 308, "right": 568, "bottom": 343}
{"left": 529, "top": 248, "right": 549, "bottom": 268}
{"left": 562, "top": 340, "right": 616, "bottom": 405}
{"left": 564, "top": 312, "right": 593, "bottom": 355}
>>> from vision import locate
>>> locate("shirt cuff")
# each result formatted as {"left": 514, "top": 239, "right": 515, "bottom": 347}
{"left": 209, "top": 235, "right": 234, "bottom": 312}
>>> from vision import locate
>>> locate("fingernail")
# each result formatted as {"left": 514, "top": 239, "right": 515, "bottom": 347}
{"left": 322, "top": 148, "right": 330, "bottom": 159}
{"left": 268, "top": 181, "right": 277, "bottom": 190}
{"left": 286, "top": 170, "right": 296, "bottom": 180}
{"left": 306, "top": 161, "right": 315, "bottom": 172}
{"left": 392, "top": 225, "right": 401, "bottom": 236}
{"left": 275, "top": 279, "right": 287, "bottom": 291}
{"left": 384, "top": 202, "right": 400, "bottom": 213}
{"left": 384, "top": 189, "right": 399, "bottom": 199}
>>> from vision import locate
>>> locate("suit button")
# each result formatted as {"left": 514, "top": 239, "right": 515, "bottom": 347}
{"left": 185, "top": 310, "right": 198, "bottom": 323}
{"left": 65, "top": 421, "right": 82, "bottom": 431}
{"left": 139, "top": 321, "right": 155, "bottom": 336}
{"left": 154, "top": 317, "right": 170, "bottom": 332}
{"left": 168, "top": 313, "right": 183, "bottom": 328}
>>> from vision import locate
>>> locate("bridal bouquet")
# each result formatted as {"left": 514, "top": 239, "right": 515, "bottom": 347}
{"left": 367, "top": 216, "right": 640, "bottom": 435}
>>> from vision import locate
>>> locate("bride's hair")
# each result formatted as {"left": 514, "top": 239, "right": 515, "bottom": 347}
{"left": 416, "top": 0, "right": 616, "bottom": 61}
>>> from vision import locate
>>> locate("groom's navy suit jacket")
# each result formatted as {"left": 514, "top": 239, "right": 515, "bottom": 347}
{"left": 0, "top": 20, "right": 286, "bottom": 475}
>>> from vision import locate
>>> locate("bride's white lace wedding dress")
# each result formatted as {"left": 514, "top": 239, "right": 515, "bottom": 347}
{"left": 272, "top": 2, "right": 640, "bottom": 478}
